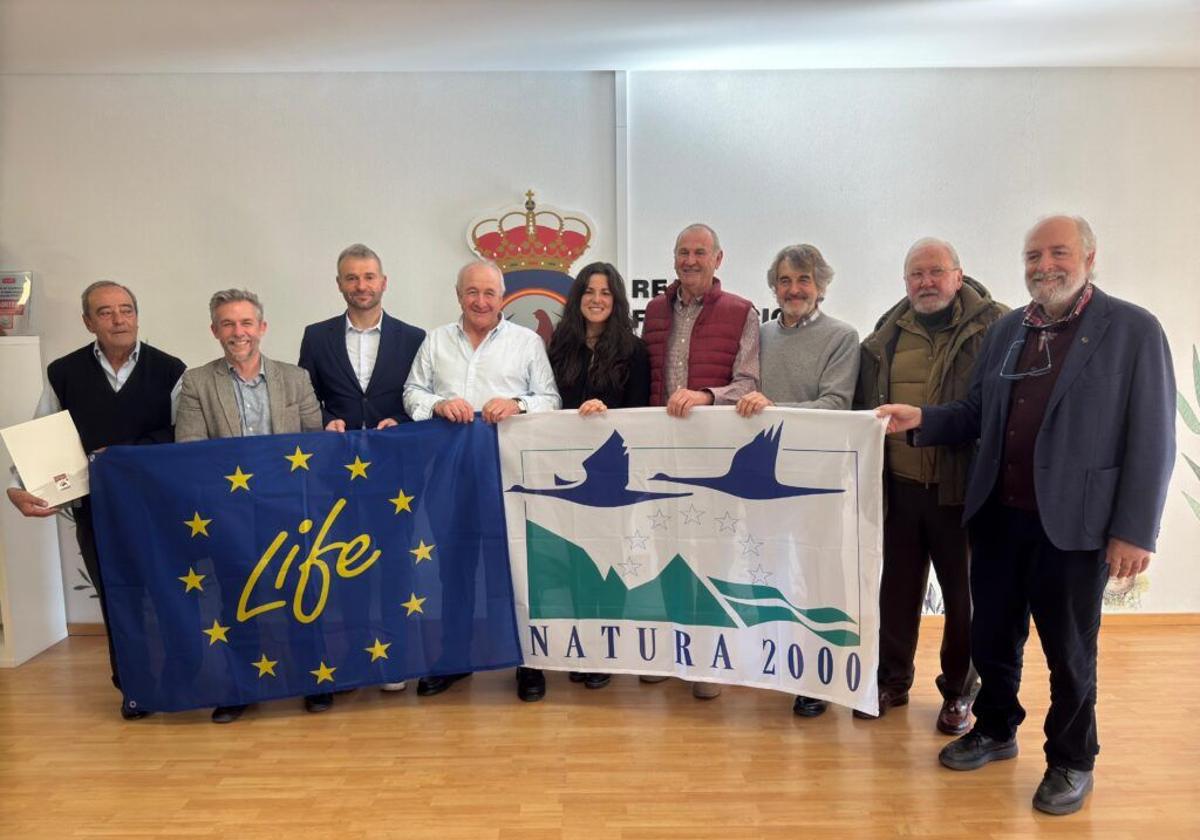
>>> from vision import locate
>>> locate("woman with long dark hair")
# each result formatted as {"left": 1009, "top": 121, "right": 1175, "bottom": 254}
{"left": 548, "top": 261, "right": 649, "bottom": 416}
{"left": 546, "top": 261, "right": 649, "bottom": 690}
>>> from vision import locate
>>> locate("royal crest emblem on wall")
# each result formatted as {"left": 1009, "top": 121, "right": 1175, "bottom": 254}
{"left": 467, "top": 190, "right": 594, "bottom": 345}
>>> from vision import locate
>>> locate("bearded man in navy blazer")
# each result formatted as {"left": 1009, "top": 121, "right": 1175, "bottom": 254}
{"left": 879, "top": 216, "right": 1175, "bottom": 817}
{"left": 299, "top": 243, "right": 425, "bottom": 432}
{"left": 299, "top": 243, "right": 424, "bottom": 697}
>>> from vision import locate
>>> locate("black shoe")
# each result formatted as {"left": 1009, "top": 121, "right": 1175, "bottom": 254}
{"left": 939, "top": 730, "right": 1019, "bottom": 770}
{"left": 853, "top": 688, "right": 910, "bottom": 720}
{"left": 120, "top": 699, "right": 150, "bottom": 721}
{"left": 416, "top": 673, "right": 471, "bottom": 697}
{"left": 304, "top": 693, "right": 333, "bottom": 713}
{"left": 516, "top": 667, "right": 546, "bottom": 702}
{"left": 211, "top": 704, "right": 248, "bottom": 724}
{"left": 568, "top": 671, "right": 587, "bottom": 683}
{"left": 792, "top": 695, "right": 828, "bottom": 717}
{"left": 583, "top": 673, "right": 611, "bottom": 690}
{"left": 1033, "top": 766, "right": 1094, "bottom": 815}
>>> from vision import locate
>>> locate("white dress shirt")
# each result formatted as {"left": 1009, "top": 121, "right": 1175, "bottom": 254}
{"left": 344, "top": 312, "right": 383, "bottom": 391}
{"left": 403, "top": 317, "right": 560, "bottom": 421}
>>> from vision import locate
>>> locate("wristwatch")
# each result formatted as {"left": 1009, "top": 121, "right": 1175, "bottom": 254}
{"left": 514, "top": 397, "right": 528, "bottom": 414}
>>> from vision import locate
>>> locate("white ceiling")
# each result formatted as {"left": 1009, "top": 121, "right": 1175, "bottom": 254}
{"left": 1, "top": 0, "right": 1198, "bottom": 73}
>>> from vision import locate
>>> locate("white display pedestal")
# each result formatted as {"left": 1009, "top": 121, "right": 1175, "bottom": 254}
{"left": 0, "top": 335, "right": 67, "bottom": 666}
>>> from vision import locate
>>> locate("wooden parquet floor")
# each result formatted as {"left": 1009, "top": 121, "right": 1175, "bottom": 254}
{"left": 2, "top": 621, "right": 1198, "bottom": 839}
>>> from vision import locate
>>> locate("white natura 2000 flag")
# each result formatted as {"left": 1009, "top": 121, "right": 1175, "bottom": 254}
{"left": 499, "top": 406, "right": 885, "bottom": 715}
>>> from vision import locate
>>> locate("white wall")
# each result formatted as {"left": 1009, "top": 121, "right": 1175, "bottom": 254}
{"left": 0, "top": 72, "right": 617, "bottom": 369}
{"left": 2, "top": 68, "right": 1198, "bottom": 615}
{"left": 627, "top": 69, "right": 1200, "bottom": 613}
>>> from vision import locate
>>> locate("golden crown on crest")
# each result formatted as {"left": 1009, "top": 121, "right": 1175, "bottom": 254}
{"left": 470, "top": 190, "right": 593, "bottom": 273}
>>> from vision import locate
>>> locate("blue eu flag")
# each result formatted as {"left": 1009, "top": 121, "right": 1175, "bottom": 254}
{"left": 89, "top": 420, "right": 520, "bottom": 712}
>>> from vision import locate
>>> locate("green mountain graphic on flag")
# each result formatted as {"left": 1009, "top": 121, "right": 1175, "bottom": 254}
{"left": 526, "top": 521, "right": 859, "bottom": 645}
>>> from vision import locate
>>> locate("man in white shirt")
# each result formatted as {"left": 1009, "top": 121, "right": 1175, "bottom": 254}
{"left": 403, "top": 259, "right": 560, "bottom": 700}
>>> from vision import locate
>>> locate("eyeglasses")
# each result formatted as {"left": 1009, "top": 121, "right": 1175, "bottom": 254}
{"left": 906, "top": 267, "right": 958, "bottom": 282}
{"left": 999, "top": 335, "right": 1052, "bottom": 380}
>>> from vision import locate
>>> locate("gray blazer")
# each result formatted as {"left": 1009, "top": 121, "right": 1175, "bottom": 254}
{"left": 175, "top": 356, "right": 323, "bottom": 441}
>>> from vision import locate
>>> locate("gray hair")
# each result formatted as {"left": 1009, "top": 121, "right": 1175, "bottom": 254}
{"left": 337, "top": 243, "right": 383, "bottom": 275}
{"left": 674, "top": 223, "right": 721, "bottom": 254}
{"left": 767, "top": 244, "right": 834, "bottom": 298}
{"left": 904, "top": 237, "right": 961, "bottom": 273}
{"left": 81, "top": 281, "right": 138, "bottom": 316}
{"left": 209, "top": 289, "right": 264, "bottom": 324}
{"left": 456, "top": 259, "right": 505, "bottom": 296}
{"left": 1073, "top": 216, "right": 1097, "bottom": 258}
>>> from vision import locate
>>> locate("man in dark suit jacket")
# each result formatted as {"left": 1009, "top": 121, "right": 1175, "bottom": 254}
{"left": 879, "top": 216, "right": 1175, "bottom": 817}
{"left": 298, "top": 243, "right": 425, "bottom": 432}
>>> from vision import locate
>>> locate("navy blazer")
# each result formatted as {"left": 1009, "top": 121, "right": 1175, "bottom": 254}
{"left": 298, "top": 312, "right": 426, "bottom": 428}
{"left": 918, "top": 286, "right": 1175, "bottom": 553}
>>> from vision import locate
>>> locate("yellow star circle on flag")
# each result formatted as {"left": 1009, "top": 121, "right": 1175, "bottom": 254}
{"left": 344, "top": 456, "right": 371, "bottom": 480}
{"left": 401, "top": 592, "right": 426, "bottom": 616}
{"left": 203, "top": 619, "right": 231, "bottom": 645}
{"left": 252, "top": 654, "right": 278, "bottom": 678}
{"left": 178, "top": 568, "right": 206, "bottom": 593}
{"left": 364, "top": 638, "right": 392, "bottom": 662}
{"left": 409, "top": 540, "right": 435, "bottom": 564}
{"left": 389, "top": 489, "right": 415, "bottom": 514}
{"left": 284, "top": 446, "right": 313, "bottom": 472}
{"left": 310, "top": 661, "right": 337, "bottom": 684}
{"left": 225, "top": 466, "right": 253, "bottom": 492}
{"left": 183, "top": 512, "right": 212, "bottom": 537}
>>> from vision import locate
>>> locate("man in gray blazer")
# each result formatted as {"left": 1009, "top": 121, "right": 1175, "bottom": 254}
{"left": 176, "top": 289, "right": 322, "bottom": 442}
{"left": 879, "top": 216, "right": 1175, "bottom": 816}
{"left": 175, "top": 288, "right": 323, "bottom": 723}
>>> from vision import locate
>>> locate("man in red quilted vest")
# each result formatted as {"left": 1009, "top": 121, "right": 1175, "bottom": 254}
{"left": 640, "top": 222, "right": 760, "bottom": 699}
{"left": 642, "top": 223, "right": 759, "bottom": 419}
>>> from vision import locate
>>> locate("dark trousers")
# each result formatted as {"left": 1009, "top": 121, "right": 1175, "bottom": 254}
{"left": 73, "top": 500, "right": 122, "bottom": 692}
{"left": 969, "top": 501, "right": 1109, "bottom": 771}
{"left": 878, "top": 477, "right": 977, "bottom": 699}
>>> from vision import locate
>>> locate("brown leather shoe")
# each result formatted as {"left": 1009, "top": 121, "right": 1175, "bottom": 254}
{"left": 853, "top": 688, "right": 909, "bottom": 720}
{"left": 937, "top": 695, "right": 972, "bottom": 735}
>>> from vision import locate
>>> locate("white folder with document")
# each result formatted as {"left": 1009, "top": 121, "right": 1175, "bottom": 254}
{"left": 0, "top": 410, "right": 89, "bottom": 506}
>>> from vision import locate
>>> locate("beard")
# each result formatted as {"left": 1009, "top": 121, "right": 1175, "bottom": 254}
{"left": 911, "top": 291, "right": 953, "bottom": 315}
{"left": 782, "top": 296, "right": 814, "bottom": 317}
{"left": 1027, "top": 270, "right": 1087, "bottom": 313}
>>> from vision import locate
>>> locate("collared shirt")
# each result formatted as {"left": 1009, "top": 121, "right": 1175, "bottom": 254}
{"left": 403, "top": 317, "right": 561, "bottom": 421}
{"left": 663, "top": 296, "right": 760, "bottom": 404}
{"left": 1022, "top": 282, "right": 1094, "bottom": 331}
{"left": 344, "top": 311, "right": 384, "bottom": 391}
{"left": 776, "top": 308, "right": 821, "bottom": 332}
{"left": 227, "top": 359, "right": 271, "bottom": 437}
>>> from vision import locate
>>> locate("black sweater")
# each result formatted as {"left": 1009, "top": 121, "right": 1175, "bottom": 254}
{"left": 47, "top": 342, "right": 185, "bottom": 453}
{"left": 554, "top": 339, "right": 651, "bottom": 410}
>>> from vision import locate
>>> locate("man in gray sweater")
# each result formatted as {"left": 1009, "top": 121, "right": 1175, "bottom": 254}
{"left": 736, "top": 243, "right": 859, "bottom": 717}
